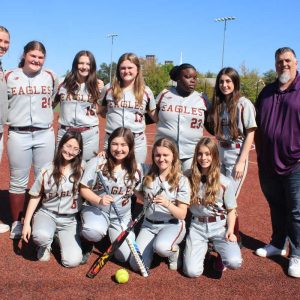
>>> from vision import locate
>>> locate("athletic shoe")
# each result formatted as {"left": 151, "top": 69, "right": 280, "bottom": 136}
{"left": 80, "top": 241, "right": 94, "bottom": 265}
{"left": 255, "top": 244, "right": 286, "bottom": 257}
{"left": 37, "top": 246, "right": 51, "bottom": 262}
{"left": 9, "top": 221, "right": 23, "bottom": 239}
{"left": 288, "top": 256, "right": 300, "bottom": 278}
{"left": 168, "top": 249, "right": 181, "bottom": 271}
{"left": 0, "top": 223, "right": 10, "bottom": 233}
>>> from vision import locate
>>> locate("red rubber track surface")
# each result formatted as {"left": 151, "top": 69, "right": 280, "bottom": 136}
{"left": 0, "top": 114, "right": 299, "bottom": 299}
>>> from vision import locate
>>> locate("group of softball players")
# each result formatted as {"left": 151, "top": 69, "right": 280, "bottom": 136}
{"left": 0, "top": 25, "right": 257, "bottom": 276}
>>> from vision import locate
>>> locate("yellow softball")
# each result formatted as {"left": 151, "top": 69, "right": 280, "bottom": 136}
{"left": 115, "top": 268, "right": 129, "bottom": 284}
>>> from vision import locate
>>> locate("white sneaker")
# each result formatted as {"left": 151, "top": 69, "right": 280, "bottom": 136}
{"left": 37, "top": 247, "right": 51, "bottom": 262}
{"left": 0, "top": 223, "right": 10, "bottom": 233}
{"left": 255, "top": 244, "right": 286, "bottom": 257}
{"left": 168, "top": 249, "right": 181, "bottom": 271}
{"left": 288, "top": 257, "right": 300, "bottom": 278}
{"left": 9, "top": 221, "right": 23, "bottom": 239}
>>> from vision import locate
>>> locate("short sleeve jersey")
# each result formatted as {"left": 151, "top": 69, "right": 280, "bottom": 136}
{"left": 189, "top": 174, "right": 236, "bottom": 217}
{"left": 100, "top": 84, "right": 156, "bottom": 134}
{"left": 219, "top": 97, "right": 257, "bottom": 143}
{"left": 155, "top": 87, "right": 207, "bottom": 159}
{"left": 6, "top": 68, "right": 57, "bottom": 127}
{"left": 57, "top": 82, "right": 99, "bottom": 127}
{"left": 143, "top": 175, "right": 190, "bottom": 222}
{"left": 29, "top": 162, "right": 85, "bottom": 214}
{"left": 80, "top": 156, "right": 143, "bottom": 219}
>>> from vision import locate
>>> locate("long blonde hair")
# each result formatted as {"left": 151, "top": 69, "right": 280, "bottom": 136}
{"left": 190, "top": 137, "right": 221, "bottom": 206}
{"left": 112, "top": 53, "right": 145, "bottom": 105}
{"left": 144, "top": 138, "right": 181, "bottom": 192}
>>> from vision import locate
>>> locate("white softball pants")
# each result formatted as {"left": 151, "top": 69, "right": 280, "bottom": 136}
{"left": 183, "top": 218, "right": 242, "bottom": 277}
{"left": 130, "top": 219, "right": 186, "bottom": 271}
{"left": 32, "top": 208, "right": 83, "bottom": 267}
{"left": 7, "top": 128, "right": 55, "bottom": 194}
{"left": 80, "top": 205, "right": 134, "bottom": 262}
{"left": 219, "top": 146, "right": 249, "bottom": 198}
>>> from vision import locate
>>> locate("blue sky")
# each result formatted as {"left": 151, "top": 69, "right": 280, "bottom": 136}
{"left": 1, "top": 0, "right": 299, "bottom": 77}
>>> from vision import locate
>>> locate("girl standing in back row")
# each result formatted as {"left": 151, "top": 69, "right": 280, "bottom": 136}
{"left": 209, "top": 67, "right": 257, "bottom": 242}
{"left": 155, "top": 63, "right": 208, "bottom": 172}
{"left": 99, "top": 53, "right": 157, "bottom": 163}
{"left": 0, "top": 25, "right": 10, "bottom": 233}
{"left": 6, "top": 41, "right": 58, "bottom": 239}
{"left": 54, "top": 50, "right": 103, "bottom": 161}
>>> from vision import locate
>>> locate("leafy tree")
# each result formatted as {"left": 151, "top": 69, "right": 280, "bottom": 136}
{"left": 97, "top": 62, "right": 117, "bottom": 85}
{"left": 262, "top": 69, "right": 277, "bottom": 85}
{"left": 143, "top": 59, "right": 173, "bottom": 96}
{"left": 239, "top": 63, "right": 261, "bottom": 102}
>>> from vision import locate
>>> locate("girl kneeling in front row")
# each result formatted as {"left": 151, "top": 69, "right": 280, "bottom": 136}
{"left": 22, "top": 132, "right": 84, "bottom": 267}
{"left": 183, "top": 137, "right": 242, "bottom": 277}
{"left": 130, "top": 138, "right": 190, "bottom": 271}
{"left": 80, "top": 127, "right": 143, "bottom": 263}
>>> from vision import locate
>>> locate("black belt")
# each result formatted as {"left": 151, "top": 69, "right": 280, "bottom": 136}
{"left": 43, "top": 208, "right": 76, "bottom": 217}
{"left": 194, "top": 215, "right": 226, "bottom": 223}
{"left": 61, "top": 125, "right": 95, "bottom": 132}
{"left": 145, "top": 217, "right": 178, "bottom": 224}
{"left": 9, "top": 126, "right": 48, "bottom": 132}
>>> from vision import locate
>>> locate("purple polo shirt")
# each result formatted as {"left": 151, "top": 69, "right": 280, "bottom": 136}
{"left": 256, "top": 72, "right": 300, "bottom": 175}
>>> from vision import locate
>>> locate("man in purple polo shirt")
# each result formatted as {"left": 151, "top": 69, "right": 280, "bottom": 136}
{"left": 255, "top": 47, "right": 300, "bottom": 278}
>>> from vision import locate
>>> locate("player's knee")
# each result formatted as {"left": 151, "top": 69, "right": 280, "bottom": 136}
{"left": 9, "top": 183, "right": 27, "bottom": 194}
{"left": 224, "top": 256, "right": 242, "bottom": 270}
{"left": 62, "top": 253, "right": 82, "bottom": 268}
{"left": 32, "top": 229, "right": 52, "bottom": 246}
{"left": 183, "top": 263, "right": 203, "bottom": 278}
{"left": 153, "top": 241, "right": 170, "bottom": 258}
{"left": 114, "top": 249, "right": 130, "bottom": 263}
{"left": 81, "top": 226, "right": 105, "bottom": 242}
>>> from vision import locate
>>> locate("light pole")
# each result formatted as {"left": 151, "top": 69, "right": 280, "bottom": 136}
{"left": 215, "top": 16, "right": 236, "bottom": 68}
{"left": 107, "top": 33, "right": 118, "bottom": 84}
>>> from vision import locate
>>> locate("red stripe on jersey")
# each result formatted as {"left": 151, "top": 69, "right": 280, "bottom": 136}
{"left": 45, "top": 70, "right": 55, "bottom": 90}
{"left": 156, "top": 89, "right": 170, "bottom": 111}
{"left": 4, "top": 70, "right": 13, "bottom": 82}
{"left": 102, "top": 86, "right": 113, "bottom": 107}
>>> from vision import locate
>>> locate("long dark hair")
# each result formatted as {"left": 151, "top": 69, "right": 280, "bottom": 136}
{"left": 51, "top": 131, "right": 83, "bottom": 195}
{"left": 18, "top": 41, "right": 46, "bottom": 68}
{"left": 103, "top": 127, "right": 138, "bottom": 186}
{"left": 63, "top": 50, "right": 100, "bottom": 103}
{"left": 210, "top": 67, "right": 241, "bottom": 139}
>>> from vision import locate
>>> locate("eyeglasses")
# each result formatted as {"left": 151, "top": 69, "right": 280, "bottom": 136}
{"left": 63, "top": 144, "right": 81, "bottom": 155}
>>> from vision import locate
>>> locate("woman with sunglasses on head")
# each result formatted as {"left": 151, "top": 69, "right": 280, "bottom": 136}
{"left": 22, "top": 132, "right": 85, "bottom": 267}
